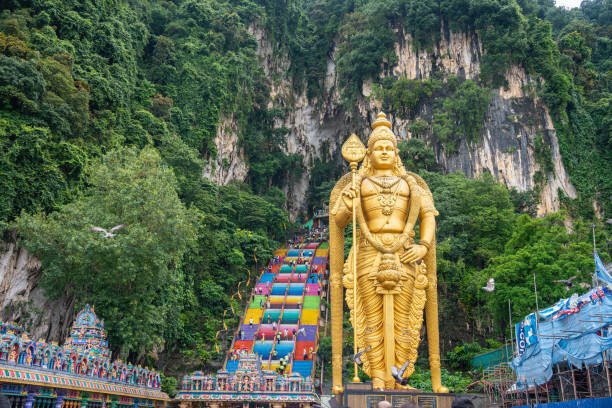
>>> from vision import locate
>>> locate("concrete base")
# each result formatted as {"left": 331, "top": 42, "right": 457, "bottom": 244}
{"left": 340, "top": 382, "right": 486, "bottom": 408}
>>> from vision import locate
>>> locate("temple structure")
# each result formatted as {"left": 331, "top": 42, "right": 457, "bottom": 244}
{"left": 177, "top": 353, "right": 317, "bottom": 407}
{"left": 0, "top": 305, "right": 168, "bottom": 408}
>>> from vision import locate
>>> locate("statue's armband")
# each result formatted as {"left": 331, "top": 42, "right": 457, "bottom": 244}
{"left": 419, "top": 189, "right": 438, "bottom": 217}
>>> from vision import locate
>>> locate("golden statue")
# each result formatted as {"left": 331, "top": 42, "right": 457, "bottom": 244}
{"left": 329, "top": 113, "right": 448, "bottom": 392}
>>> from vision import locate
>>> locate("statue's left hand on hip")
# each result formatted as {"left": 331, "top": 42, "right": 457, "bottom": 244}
{"left": 400, "top": 244, "right": 427, "bottom": 264}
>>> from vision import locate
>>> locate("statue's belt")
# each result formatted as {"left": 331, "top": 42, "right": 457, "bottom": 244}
{"left": 358, "top": 231, "right": 414, "bottom": 252}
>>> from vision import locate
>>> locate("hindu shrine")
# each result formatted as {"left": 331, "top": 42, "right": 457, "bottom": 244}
{"left": 0, "top": 305, "right": 168, "bottom": 408}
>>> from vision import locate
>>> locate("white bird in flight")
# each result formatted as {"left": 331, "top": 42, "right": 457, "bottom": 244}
{"left": 91, "top": 224, "right": 125, "bottom": 238}
{"left": 482, "top": 278, "right": 495, "bottom": 292}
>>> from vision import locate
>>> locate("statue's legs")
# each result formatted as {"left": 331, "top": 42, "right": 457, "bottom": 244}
{"left": 356, "top": 245, "right": 386, "bottom": 388}
{"left": 394, "top": 267, "right": 417, "bottom": 375}
{"left": 394, "top": 261, "right": 428, "bottom": 388}
{"left": 425, "top": 266, "right": 449, "bottom": 393}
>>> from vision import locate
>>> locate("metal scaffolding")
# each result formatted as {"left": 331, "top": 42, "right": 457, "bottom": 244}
{"left": 477, "top": 356, "right": 612, "bottom": 407}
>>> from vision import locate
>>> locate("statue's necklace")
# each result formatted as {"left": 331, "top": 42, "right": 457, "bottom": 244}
{"left": 369, "top": 176, "right": 401, "bottom": 216}
{"left": 369, "top": 175, "right": 400, "bottom": 190}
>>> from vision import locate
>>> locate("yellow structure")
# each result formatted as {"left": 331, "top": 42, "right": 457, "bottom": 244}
{"left": 329, "top": 113, "right": 448, "bottom": 393}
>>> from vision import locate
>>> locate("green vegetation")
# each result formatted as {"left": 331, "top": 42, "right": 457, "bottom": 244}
{"left": 408, "top": 367, "right": 473, "bottom": 393}
{"left": 0, "top": 0, "right": 293, "bottom": 372}
{"left": 426, "top": 167, "right": 610, "bottom": 346}
{"left": 398, "top": 138, "right": 440, "bottom": 172}
{"left": 373, "top": 77, "right": 442, "bottom": 116}
{"left": 405, "top": 169, "right": 609, "bottom": 391}
{"left": 482, "top": 214, "right": 596, "bottom": 327}
{"left": 336, "top": 9, "right": 396, "bottom": 100}
{"left": 446, "top": 342, "right": 490, "bottom": 372}
{"left": 373, "top": 76, "right": 491, "bottom": 153}
{"left": 18, "top": 147, "right": 196, "bottom": 356}
{"left": 432, "top": 80, "right": 492, "bottom": 152}
{"left": 307, "top": 0, "right": 610, "bottom": 217}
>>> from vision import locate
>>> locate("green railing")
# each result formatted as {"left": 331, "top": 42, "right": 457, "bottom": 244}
{"left": 470, "top": 344, "right": 514, "bottom": 369}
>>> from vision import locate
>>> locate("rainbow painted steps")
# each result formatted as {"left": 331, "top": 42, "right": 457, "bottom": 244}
{"left": 225, "top": 242, "right": 328, "bottom": 382}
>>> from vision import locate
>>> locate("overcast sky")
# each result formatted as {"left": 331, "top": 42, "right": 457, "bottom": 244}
{"left": 555, "top": 0, "right": 582, "bottom": 8}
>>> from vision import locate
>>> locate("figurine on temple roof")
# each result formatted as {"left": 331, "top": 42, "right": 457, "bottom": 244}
{"left": 63, "top": 305, "right": 110, "bottom": 360}
{"left": 8, "top": 347, "right": 17, "bottom": 362}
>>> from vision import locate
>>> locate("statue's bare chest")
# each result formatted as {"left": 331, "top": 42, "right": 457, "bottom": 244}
{"left": 360, "top": 177, "right": 410, "bottom": 231}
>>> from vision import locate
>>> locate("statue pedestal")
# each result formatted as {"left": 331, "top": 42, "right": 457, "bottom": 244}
{"left": 341, "top": 383, "right": 485, "bottom": 408}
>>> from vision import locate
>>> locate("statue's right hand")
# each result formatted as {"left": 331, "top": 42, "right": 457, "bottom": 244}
{"left": 342, "top": 186, "right": 359, "bottom": 209}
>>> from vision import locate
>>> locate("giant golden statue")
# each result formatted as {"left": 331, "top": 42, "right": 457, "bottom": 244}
{"left": 329, "top": 113, "right": 448, "bottom": 393}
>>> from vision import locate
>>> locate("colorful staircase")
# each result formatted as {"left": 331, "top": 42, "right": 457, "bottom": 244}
{"left": 225, "top": 241, "right": 329, "bottom": 382}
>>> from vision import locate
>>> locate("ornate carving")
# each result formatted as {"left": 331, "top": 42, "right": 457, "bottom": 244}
{"left": 0, "top": 306, "right": 161, "bottom": 389}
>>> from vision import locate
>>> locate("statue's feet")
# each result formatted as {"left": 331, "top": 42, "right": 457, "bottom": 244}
{"left": 372, "top": 377, "right": 386, "bottom": 390}
{"left": 396, "top": 383, "right": 418, "bottom": 391}
{"left": 433, "top": 384, "right": 449, "bottom": 393}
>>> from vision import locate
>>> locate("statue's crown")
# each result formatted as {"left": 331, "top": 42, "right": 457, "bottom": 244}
{"left": 368, "top": 112, "right": 396, "bottom": 150}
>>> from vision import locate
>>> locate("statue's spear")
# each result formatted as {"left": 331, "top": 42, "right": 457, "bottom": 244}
{"left": 341, "top": 133, "right": 366, "bottom": 383}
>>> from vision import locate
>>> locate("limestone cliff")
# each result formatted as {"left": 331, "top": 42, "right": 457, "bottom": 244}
{"left": 0, "top": 241, "right": 72, "bottom": 342}
{"left": 207, "top": 25, "right": 576, "bottom": 216}
{"left": 203, "top": 115, "right": 249, "bottom": 185}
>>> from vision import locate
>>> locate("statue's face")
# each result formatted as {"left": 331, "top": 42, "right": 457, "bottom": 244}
{"left": 369, "top": 139, "right": 396, "bottom": 170}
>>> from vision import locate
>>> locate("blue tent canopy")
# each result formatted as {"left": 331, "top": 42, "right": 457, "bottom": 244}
{"left": 512, "top": 286, "right": 612, "bottom": 388}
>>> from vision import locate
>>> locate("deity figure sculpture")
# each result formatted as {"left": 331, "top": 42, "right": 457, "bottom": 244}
{"left": 329, "top": 113, "right": 447, "bottom": 392}
{"left": 8, "top": 347, "right": 17, "bottom": 363}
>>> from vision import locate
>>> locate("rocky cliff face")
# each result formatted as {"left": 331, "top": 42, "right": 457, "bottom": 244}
{"left": 208, "top": 25, "right": 576, "bottom": 216}
{"left": 0, "top": 242, "right": 72, "bottom": 342}
{"left": 392, "top": 28, "right": 482, "bottom": 81}
{"left": 203, "top": 115, "right": 249, "bottom": 185}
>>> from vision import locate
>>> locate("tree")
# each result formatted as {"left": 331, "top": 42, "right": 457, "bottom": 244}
{"left": 17, "top": 147, "right": 196, "bottom": 357}
{"left": 398, "top": 138, "right": 440, "bottom": 172}
{"left": 0, "top": 117, "right": 86, "bottom": 222}
{"left": 425, "top": 171, "right": 516, "bottom": 271}
{"left": 482, "top": 214, "right": 595, "bottom": 329}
